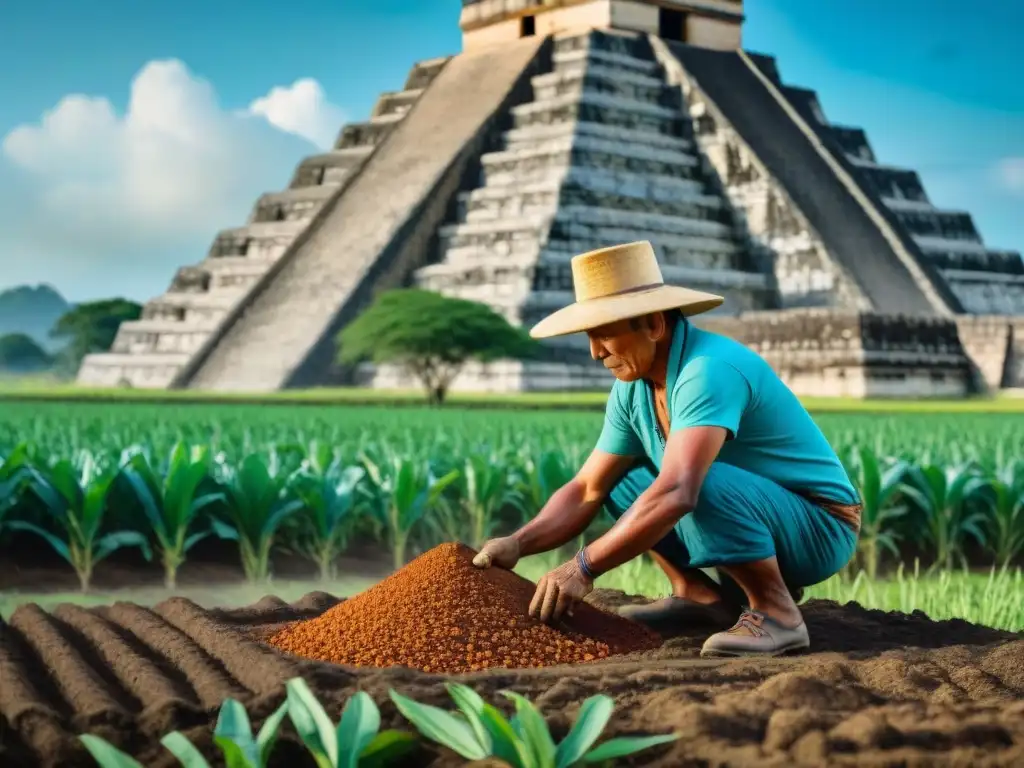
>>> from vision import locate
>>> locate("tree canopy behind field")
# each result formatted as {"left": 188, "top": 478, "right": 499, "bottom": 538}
{"left": 337, "top": 289, "right": 538, "bottom": 405}
{"left": 0, "top": 333, "right": 52, "bottom": 373}
{"left": 50, "top": 299, "right": 143, "bottom": 374}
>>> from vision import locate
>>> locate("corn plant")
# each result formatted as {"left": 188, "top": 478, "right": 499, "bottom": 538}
{"left": 842, "top": 446, "right": 910, "bottom": 578}
{"left": 360, "top": 446, "right": 460, "bottom": 570}
{"left": 78, "top": 736, "right": 145, "bottom": 768}
{"left": 119, "top": 441, "right": 224, "bottom": 589}
{"left": 436, "top": 451, "right": 527, "bottom": 549}
{"left": 390, "top": 683, "right": 678, "bottom": 767}
{"left": 209, "top": 452, "right": 305, "bottom": 583}
{"left": 10, "top": 453, "right": 152, "bottom": 591}
{"left": 986, "top": 459, "right": 1024, "bottom": 566}
{"left": 899, "top": 462, "right": 991, "bottom": 572}
{"left": 285, "top": 677, "right": 417, "bottom": 768}
{"left": 291, "top": 464, "right": 366, "bottom": 580}
{"left": 160, "top": 698, "right": 289, "bottom": 767}
{"left": 0, "top": 442, "right": 31, "bottom": 529}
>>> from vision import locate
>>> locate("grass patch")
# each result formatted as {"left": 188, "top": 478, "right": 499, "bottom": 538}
{"left": 517, "top": 554, "right": 1024, "bottom": 633}
{"left": 2, "top": 380, "right": 1024, "bottom": 413}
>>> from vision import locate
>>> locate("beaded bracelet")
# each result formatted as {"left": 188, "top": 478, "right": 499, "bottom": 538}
{"left": 576, "top": 547, "right": 598, "bottom": 580}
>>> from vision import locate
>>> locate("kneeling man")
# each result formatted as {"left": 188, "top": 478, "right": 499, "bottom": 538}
{"left": 473, "top": 241, "right": 861, "bottom": 657}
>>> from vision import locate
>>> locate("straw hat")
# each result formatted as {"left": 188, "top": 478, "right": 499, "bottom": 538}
{"left": 528, "top": 241, "right": 724, "bottom": 339}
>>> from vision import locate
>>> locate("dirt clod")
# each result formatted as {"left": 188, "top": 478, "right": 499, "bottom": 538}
{"left": 267, "top": 543, "right": 662, "bottom": 673}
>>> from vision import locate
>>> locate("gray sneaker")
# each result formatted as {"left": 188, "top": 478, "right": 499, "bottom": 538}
{"left": 617, "top": 596, "right": 737, "bottom": 630}
{"left": 699, "top": 608, "right": 810, "bottom": 657}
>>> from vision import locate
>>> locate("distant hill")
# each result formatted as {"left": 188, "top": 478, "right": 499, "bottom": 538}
{"left": 0, "top": 284, "right": 71, "bottom": 351}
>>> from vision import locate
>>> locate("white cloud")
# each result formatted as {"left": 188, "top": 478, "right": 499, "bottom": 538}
{"left": 248, "top": 78, "right": 347, "bottom": 149}
{"left": 995, "top": 157, "right": 1024, "bottom": 195}
{"left": 0, "top": 59, "right": 346, "bottom": 302}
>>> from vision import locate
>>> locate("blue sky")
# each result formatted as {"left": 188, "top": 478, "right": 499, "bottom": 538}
{"left": 0, "top": 0, "right": 1020, "bottom": 302}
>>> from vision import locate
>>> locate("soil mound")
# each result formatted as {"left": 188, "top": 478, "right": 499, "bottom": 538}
{"left": 268, "top": 542, "right": 662, "bottom": 673}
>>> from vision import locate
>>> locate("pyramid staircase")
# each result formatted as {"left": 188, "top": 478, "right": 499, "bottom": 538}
{"left": 363, "top": 29, "right": 777, "bottom": 392}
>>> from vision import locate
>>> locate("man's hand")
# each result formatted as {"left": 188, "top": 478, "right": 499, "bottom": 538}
{"left": 529, "top": 557, "right": 593, "bottom": 623}
{"left": 472, "top": 536, "right": 521, "bottom": 570}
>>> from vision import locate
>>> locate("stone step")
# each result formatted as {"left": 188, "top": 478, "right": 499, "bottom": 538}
{"left": 111, "top": 320, "right": 219, "bottom": 356}
{"left": 913, "top": 235, "right": 989, "bottom": 255}
{"left": 552, "top": 47, "right": 660, "bottom": 76}
{"left": 480, "top": 132, "right": 700, "bottom": 185}
{"left": 889, "top": 208, "right": 981, "bottom": 244}
{"left": 532, "top": 64, "right": 675, "bottom": 107}
{"left": 208, "top": 220, "right": 307, "bottom": 261}
{"left": 371, "top": 88, "right": 424, "bottom": 118}
{"left": 171, "top": 262, "right": 266, "bottom": 296}
{"left": 76, "top": 353, "right": 191, "bottom": 389}
{"left": 252, "top": 186, "right": 336, "bottom": 223}
{"left": 438, "top": 211, "right": 736, "bottom": 264}
{"left": 511, "top": 92, "right": 684, "bottom": 136}
{"left": 459, "top": 178, "right": 727, "bottom": 225}
{"left": 142, "top": 291, "right": 239, "bottom": 324}
{"left": 553, "top": 28, "right": 651, "bottom": 60}
{"left": 290, "top": 147, "right": 374, "bottom": 189}
{"left": 419, "top": 253, "right": 765, "bottom": 290}
{"left": 443, "top": 204, "right": 733, "bottom": 242}
{"left": 501, "top": 119, "right": 691, "bottom": 153}
{"left": 335, "top": 112, "right": 405, "bottom": 150}
{"left": 403, "top": 55, "right": 453, "bottom": 91}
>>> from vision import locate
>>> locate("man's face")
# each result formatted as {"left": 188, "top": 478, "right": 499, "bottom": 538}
{"left": 586, "top": 313, "right": 668, "bottom": 382}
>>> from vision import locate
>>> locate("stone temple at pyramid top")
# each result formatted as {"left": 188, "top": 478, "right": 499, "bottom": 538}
{"left": 460, "top": 0, "right": 743, "bottom": 52}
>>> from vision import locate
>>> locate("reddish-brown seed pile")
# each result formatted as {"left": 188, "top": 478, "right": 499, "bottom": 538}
{"left": 268, "top": 542, "right": 662, "bottom": 673}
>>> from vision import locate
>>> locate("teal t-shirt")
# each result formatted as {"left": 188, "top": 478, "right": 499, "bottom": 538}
{"left": 595, "top": 316, "right": 859, "bottom": 505}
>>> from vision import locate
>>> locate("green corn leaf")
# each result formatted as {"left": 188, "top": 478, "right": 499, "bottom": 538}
{"left": 120, "top": 462, "right": 167, "bottom": 540}
{"left": 210, "top": 517, "right": 240, "bottom": 541}
{"left": 183, "top": 528, "right": 213, "bottom": 553}
{"left": 161, "top": 732, "right": 214, "bottom": 768}
{"left": 479, "top": 703, "right": 533, "bottom": 768}
{"left": 503, "top": 692, "right": 556, "bottom": 768}
{"left": 445, "top": 683, "right": 493, "bottom": 754}
{"left": 358, "top": 730, "right": 418, "bottom": 768}
{"left": 214, "top": 739, "right": 258, "bottom": 768}
{"left": 554, "top": 695, "right": 614, "bottom": 768}
{"left": 388, "top": 689, "right": 488, "bottom": 761}
{"left": 94, "top": 530, "right": 152, "bottom": 564}
{"left": 337, "top": 691, "right": 381, "bottom": 768}
{"left": 79, "top": 734, "right": 147, "bottom": 768}
{"left": 213, "top": 699, "right": 260, "bottom": 768}
{"left": 581, "top": 733, "right": 679, "bottom": 763}
{"left": 256, "top": 700, "right": 290, "bottom": 766}
{"left": 286, "top": 677, "right": 339, "bottom": 768}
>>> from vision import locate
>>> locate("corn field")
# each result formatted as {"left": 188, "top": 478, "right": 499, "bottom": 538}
{"left": 1, "top": 402, "right": 1023, "bottom": 629}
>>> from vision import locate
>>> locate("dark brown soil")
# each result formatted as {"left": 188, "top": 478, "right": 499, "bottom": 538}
{"left": 0, "top": 537, "right": 392, "bottom": 593}
{"left": 1, "top": 586, "right": 1022, "bottom": 767}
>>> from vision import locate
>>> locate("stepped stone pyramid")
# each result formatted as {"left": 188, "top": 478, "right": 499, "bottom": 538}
{"left": 78, "top": 0, "right": 1024, "bottom": 397}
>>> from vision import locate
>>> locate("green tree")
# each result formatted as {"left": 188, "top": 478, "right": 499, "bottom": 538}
{"left": 337, "top": 289, "right": 538, "bottom": 405}
{"left": 50, "top": 299, "right": 142, "bottom": 373}
{"left": 0, "top": 333, "right": 52, "bottom": 373}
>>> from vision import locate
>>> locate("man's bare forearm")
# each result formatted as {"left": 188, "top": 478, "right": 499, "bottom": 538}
{"left": 512, "top": 479, "right": 604, "bottom": 557}
{"left": 585, "top": 481, "right": 692, "bottom": 574}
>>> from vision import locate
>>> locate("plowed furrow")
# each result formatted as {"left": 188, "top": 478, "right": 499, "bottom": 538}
{"left": 103, "top": 603, "right": 249, "bottom": 709}
{"left": 8, "top": 604, "right": 132, "bottom": 724}
{"left": 155, "top": 598, "right": 302, "bottom": 695}
{"left": 0, "top": 618, "right": 76, "bottom": 765}
{"left": 53, "top": 604, "right": 197, "bottom": 711}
